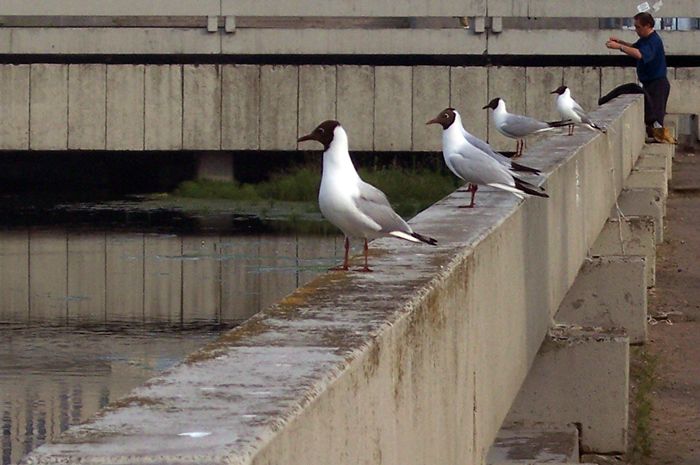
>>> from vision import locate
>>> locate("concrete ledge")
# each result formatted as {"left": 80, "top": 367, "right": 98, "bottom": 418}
{"left": 591, "top": 216, "right": 656, "bottom": 287}
{"left": 641, "top": 143, "right": 674, "bottom": 181}
{"left": 614, "top": 189, "right": 664, "bottom": 243}
{"left": 556, "top": 255, "right": 647, "bottom": 344}
{"left": 626, "top": 167, "right": 668, "bottom": 199}
{"left": 486, "top": 424, "right": 579, "bottom": 465}
{"left": 505, "top": 326, "right": 629, "bottom": 454}
{"left": 21, "top": 97, "right": 645, "bottom": 465}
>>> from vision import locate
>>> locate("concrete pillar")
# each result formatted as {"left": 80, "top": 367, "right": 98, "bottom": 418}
{"left": 615, "top": 188, "right": 664, "bottom": 243}
{"left": 556, "top": 255, "right": 647, "bottom": 344}
{"left": 505, "top": 326, "right": 629, "bottom": 454}
{"left": 591, "top": 216, "right": 656, "bottom": 287}
{"left": 196, "top": 151, "right": 234, "bottom": 182}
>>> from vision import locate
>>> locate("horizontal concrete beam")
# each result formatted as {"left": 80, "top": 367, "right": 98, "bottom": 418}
{"left": 0, "top": 0, "right": 221, "bottom": 16}
{"left": 490, "top": 0, "right": 700, "bottom": 17}
{"left": 487, "top": 30, "right": 700, "bottom": 56}
{"left": 505, "top": 326, "right": 630, "bottom": 454}
{"left": 23, "top": 96, "right": 645, "bottom": 465}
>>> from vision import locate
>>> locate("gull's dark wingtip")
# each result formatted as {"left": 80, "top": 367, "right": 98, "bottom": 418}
{"left": 412, "top": 232, "right": 438, "bottom": 246}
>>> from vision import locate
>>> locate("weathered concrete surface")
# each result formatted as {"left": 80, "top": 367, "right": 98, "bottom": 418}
{"left": 641, "top": 143, "right": 674, "bottom": 182}
{"left": 627, "top": 167, "right": 668, "bottom": 199}
{"left": 668, "top": 79, "right": 700, "bottom": 116}
{"left": 0, "top": 64, "right": 658, "bottom": 152}
{"left": 600, "top": 67, "right": 638, "bottom": 99}
{"left": 183, "top": 64, "right": 221, "bottom": 150}
{"left": 486, "top": 424, "right": 579, "bottom": 464}
{"left": 222, "top": 65, "right": 260, "bottom": 150}
{"left": 298, "top": 65, "right": 337, "bottom": 143}
{"left": 412, "top": 66, "right": 450, "bottom": 151}
{"left": 525, "top": 67, "right": 563, "bottom": 123}
{"left": 591, "top": 216, "right": 656, "bottom": 288}
{"left": 557, "top": 255, "right": 647, "bottom": 344}
{"left": 144, "top": 65, "right": 182, "bottom": 150}
{"left": 336, "top": 65, "right": 374, "bottom": 151}
{"left": 260, "top": 65, "right": 298, "bottom": 150}
{"left": 29, "top": 64, "right": 68, "bottom": 150}
{"left": 106, "top": 65, "right": 145, "bottom": 150}
{"left": 506, "top": 326, "right": 630, "bottom": 454}
{"left": 23, "top": 96, "right": 644, "bottom": 465}
{"left": 615, "top": 188, "right": 665, "bottom": 243}
{"left": 374, "top": 66, "right": 412, "bottom": 151}
{"left": 450, "top": 66, "right": 488, "bottom": 142}
{"left": 0, "top": 64, "right": 29, "bottom": 149}
{"left": 68, "top": 64, "right": 106, "bottom": 150}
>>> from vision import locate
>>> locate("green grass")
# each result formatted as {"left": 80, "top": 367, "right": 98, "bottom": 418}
{"left": 173, "top": 165, "right": 458, "bottom": 219}
{"left": 629, "top": 346, "right": 657, "bottom": 462}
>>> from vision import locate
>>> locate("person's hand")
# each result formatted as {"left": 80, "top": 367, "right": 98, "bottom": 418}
{"left": 605, "top": 40, "right": 621, "bottom": 50}
{"left": 608, "top": 36, "right": 621, "bottom": 43}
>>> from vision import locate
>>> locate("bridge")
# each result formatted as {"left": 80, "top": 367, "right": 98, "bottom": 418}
{"left": 2, "top": 1, "right": 697, "bottom": 464}
{"left": 20, "top": 94, "right": 667, "bottom": 465}
{"left": 0, "top": 0, "right": 697, "bottom": 159}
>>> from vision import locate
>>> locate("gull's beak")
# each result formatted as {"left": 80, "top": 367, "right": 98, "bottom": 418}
{"left": 549, "top": 90, "right": 557, "bottom": 94}
{"left": 297, "top": 133, "right": 316, "bottom": 143}
{"left": 426, "top": 117, "right": 440, "bottom": 125}
{"left": 481, "top": 104, "right": 489, "bottom": 109}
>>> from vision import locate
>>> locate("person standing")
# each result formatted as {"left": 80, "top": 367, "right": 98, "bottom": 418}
{"left": 606, "top": 12, "right": 670, "bottom": 136}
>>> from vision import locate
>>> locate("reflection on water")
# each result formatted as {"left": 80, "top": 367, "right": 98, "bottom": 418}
{"left": 0, "top": 228, "right": 341, "bottom": 465}
{"left": 0, "top": 229, "right": 341, "bottom": 325}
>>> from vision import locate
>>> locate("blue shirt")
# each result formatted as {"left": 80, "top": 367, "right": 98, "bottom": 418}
{"left": 634, "top": 31, "right": 667, "bottom": 84}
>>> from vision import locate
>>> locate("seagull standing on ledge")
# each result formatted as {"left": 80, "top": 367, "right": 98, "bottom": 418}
{"left": 483, "top": 97, "right": 568, "bottom": 157}
{"left": 427, "top": 108, "right": 549, "bottom": 208}
{"left": 298, "top": 120, "right": 437, "bottom": 272}
{"left": 551, "top": 86, "right": 607, "bottom": 135}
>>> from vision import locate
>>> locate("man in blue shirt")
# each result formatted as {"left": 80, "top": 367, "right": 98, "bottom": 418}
{"left": 606, "top": 12, "right": 670, "bottom": 136}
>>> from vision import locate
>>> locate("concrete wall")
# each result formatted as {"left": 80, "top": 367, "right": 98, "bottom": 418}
{"left": 23, "top": 96, "right": 645, "bottom": 465}
{"left": 2, "top": 64, "right": 688, "bottom": 152}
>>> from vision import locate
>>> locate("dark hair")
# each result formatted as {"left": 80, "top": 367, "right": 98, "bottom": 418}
{"left": 634, "top": 12, "right": 655, "bottom": 27}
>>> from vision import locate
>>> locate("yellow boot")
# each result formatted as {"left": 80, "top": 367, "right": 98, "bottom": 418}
{"left": 652, "top": 127, "right": 677, "bottom": 144}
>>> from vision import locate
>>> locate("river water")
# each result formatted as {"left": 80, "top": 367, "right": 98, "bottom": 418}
{"left": 0, "top": 201, "right": 341, "bottom": 465}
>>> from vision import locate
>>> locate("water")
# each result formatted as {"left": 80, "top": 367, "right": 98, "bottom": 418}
{"left": 0, "top": 203, "right": 342, "bottom": 464}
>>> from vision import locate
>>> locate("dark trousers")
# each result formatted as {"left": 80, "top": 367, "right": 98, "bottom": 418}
{"left": 642, "top": 77, "right": 671, "bottom": 126}
{"left": 598, "top": 77, "right": 671, "bottom": 128}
